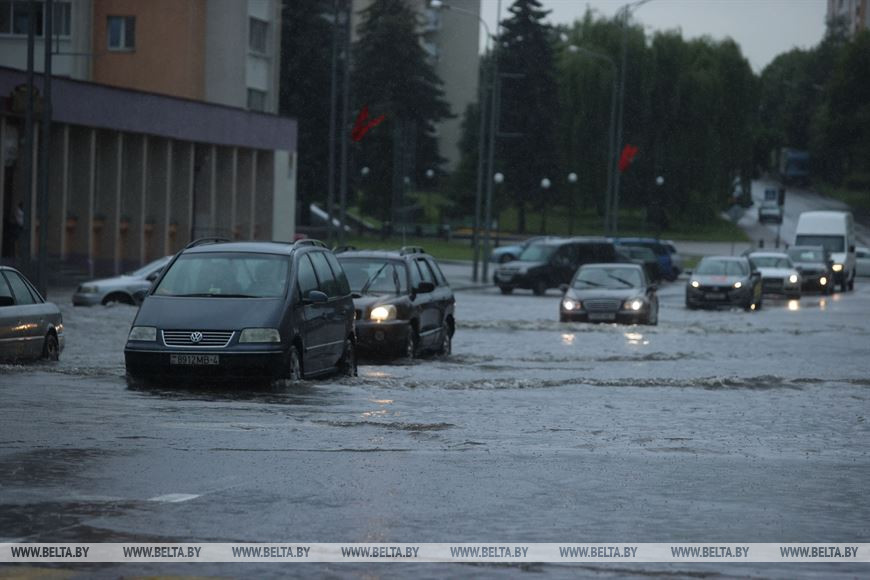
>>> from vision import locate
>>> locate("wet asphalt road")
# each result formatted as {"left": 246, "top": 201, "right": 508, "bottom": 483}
{"left": 1, "top": 275, "right": 869, "bottom": 579}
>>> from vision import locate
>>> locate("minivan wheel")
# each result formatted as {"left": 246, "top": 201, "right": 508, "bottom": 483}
{"left": 532, "top": 280, "right": 547, "bottom": 296}
{"left": 339, "top": 339, "right": 357, "bottom": 377}
{"left": 498, "top": 285, "right": 513, "bottom": 295}
{"left": 437, "top": 324, "right": 452, "bottom": 356}
{"left": 403, "top": 327, "right": 418, "bottom": 359}
{"left": 848, "top": 272, "right": 855, "bottom": 291}
{"left": 42, "top": 333, "right": 59, "bottom": 361}
{"left": 287, "top": 347, "right": 303, "bottom": 381}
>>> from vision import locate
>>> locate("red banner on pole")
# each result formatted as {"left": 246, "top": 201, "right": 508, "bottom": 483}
{"left": 618, "top": 144, "right": 639, "bottom": 173}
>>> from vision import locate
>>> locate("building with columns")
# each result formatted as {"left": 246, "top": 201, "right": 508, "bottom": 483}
{"left": 0, "top": 0, "right": 295, "bottom": 279}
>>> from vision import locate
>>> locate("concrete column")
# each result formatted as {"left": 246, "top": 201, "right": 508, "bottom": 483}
{"left": 93, "top": 130, "right": 122, "bottom": 275}
{"left": 0, "top": 117, "right": 6, "bottom": 255}
{"left": 45, "top": 124, "right": 67, "bottom": 262}
{"left": 235, "top": 149, "right": 253, "bottom": 241}
{"left": 30, "top": 128, "right": 38, "bottom": 259}
{"left": 163, "top": 140, "right": 173, "bottom": 255}
{"left": 271, "top": 149, "right": 296, "bottom": 242}
{"left": 64, "top": 128, "right": 97, "bottom": 275}
{"left": 58, "top": 125, "right": 70, "bottom": 260}
{"left": 250, "top": 149, "right": 258, "bottom": 239}
{"left": 168, "top": 141, "right": 194, "bottom": 253}
{"left": 120, "top": 134, "right": 146, "bottom": 272}
{"left": 210, "top": 144, "right": 217, "bottom": 233}
{"left": 230, "top": 148, "right": 238, "bottom": 239}
{"left": 87, "top": 130, "right": 96, "bottom": 276}
{"left": 144, "top": 137, "right": 167, "bottom": 262}
{"left": 139, "top": 135, "right": 148, "bottom": 266}
{"left": 254, "top": 150, "right": 274, "bottom": 240}
{"left": 113, "top": 133, "right": 123, "bottom": 275}
{"left": 215, "top": 146, "right": 234, "bottom": 239}
{"left": 187, "top": 142, "right": 195, "bottom": 244}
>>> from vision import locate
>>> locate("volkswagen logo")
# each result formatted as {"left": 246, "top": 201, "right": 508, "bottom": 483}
{"left": 189, "top": 331, "right": 203, "bottom": 344}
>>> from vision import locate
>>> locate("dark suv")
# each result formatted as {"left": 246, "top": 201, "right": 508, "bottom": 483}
{"left": 494, "top": 237, "right": 621, "bottom": 295}
{"left": 124, "top": 238, "right": 356, "bottom": 385}
{"left": 336, "top": 246, "right": 455, "bottom": 359}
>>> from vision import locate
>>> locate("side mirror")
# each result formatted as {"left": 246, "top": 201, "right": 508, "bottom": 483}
{"left": 684, "top": 269, "right": 692, "bottom": 276}
{"left": 0, "top": 296, "right": 14, "bottom": 307}
{"left": 146, "top": 270, "right": 161, "bottom": 282}
{"left": 416, "top": 281, "right": 435, "bottom": 294}
{"left": 647, "top": 284, "right": 658, "bottom": 293}
{"left": 559, "top": 283, "right": 569, "bottom": 294}
{"left": 306, "top": 290, "right": 329, "bottom": 304}
{"left": 132, "top": 289, "right": 148, "bottom": 303}
{"left": 849, "top": 245, "right": 856, "bottom": 253}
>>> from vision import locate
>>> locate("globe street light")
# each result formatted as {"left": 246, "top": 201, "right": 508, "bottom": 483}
{"left": 494, "top": 172, "right": 504, "bottom": 184}
{"left": 567, "top": 172, "right": 578, "bottom": 235}
{"left": 656, "top": 175, "right": 664, "bottom": 186}
{"left": 540, "top": 177, "right": 551, "bottom": 234}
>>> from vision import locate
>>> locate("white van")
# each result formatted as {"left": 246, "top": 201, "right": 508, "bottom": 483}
{"left": 794, "top": 211, "right": 856, "bottom": 291}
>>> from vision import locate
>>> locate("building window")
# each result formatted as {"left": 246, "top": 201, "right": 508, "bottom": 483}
{"left": 249, "top": 17, "right": 268, "bottom": 54}
{"left": 1, "top": 1, "right": 70, "bottom": 36}
{"left": 247, "top": 88, "right": 266, "bottom": 112}
{"left": 107, "top": 15, "right": 135, "bottom": 51}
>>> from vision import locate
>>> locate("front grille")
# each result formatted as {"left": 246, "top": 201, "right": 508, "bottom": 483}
{"left": 162, "top": 330, "right": 234, "bottom": 348}
{"left": 763, "top": 279, "right": 784, "bottom": 291}
{"left": 584, "top": 299, "right": 621, "bottom": 312}
{"left": 699, "top": 285, "right": 727, "bottom": 293}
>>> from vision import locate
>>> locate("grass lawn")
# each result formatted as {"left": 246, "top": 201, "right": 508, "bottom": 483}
{"left": 342, "top": 235, "right": 475, "bottom": 261}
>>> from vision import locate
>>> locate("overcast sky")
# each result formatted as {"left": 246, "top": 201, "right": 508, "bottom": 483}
{"left": 479, "top": 0, "right": 828, "bottom": 72}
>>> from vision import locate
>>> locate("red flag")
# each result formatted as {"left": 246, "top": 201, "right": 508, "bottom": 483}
{"left": 351, "top": 105, "right": 386, "bottom": 142}
{"left": 617, "top": 144, "right": 639, "bottom": 173}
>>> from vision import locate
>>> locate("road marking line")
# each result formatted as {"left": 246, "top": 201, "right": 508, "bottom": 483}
{"left": 147, "top": 493, "right": 201, "bottom": 503}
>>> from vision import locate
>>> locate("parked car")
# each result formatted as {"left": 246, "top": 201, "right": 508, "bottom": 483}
{"left": 662, "top": 240, "right": 684, "bottom": 275}
{"left": 559, "top": 263, "right": 658, "bottom": 325}
{"left": 613, "top": 237, "right": 678, "bottom": 281}
{"left": 124, "top": 239, "right": 356, "bottom": 386}
{"left": 757, "top": 199, "right": 783, "bottom": 224}
{"left": 685, "top": 256, "right": 762, "bottom": 310}
{"left": 0, "top": 266, "right": 64, "bottom": 362}
{"left": 618, "top": 245, "right": 661, "bottom": 282}
{"left": 494, "top": 237, "right": 621, "bottom": 295}
{"left": 856, "top": 246, "right": 870, "bottom": 277}
{"left": 795, "top": 210, "right": 856, "bottom": 291}
{"left": 337, "top": 246, "right": 454, "bottom": 359}
{"left": 747, "top": 252, "right": 802, "bottom": 298}
{"left": 73, "top": 255, "right": 172, "bottom": 306}
{"left": 787, "top": 245, "right": 833, "bottom": 294}
{"left": 490, "top": 236, "right": 558, "bottom": 264}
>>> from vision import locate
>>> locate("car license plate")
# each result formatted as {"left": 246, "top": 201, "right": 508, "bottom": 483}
{"left": 588, "top": 312, "right": 616, "bottom": 321}
{"left": 170, "top": 354, "right": 219, "bottom": 365}
{"left": 705, "top": 292, "right": 726, "bottom": 300}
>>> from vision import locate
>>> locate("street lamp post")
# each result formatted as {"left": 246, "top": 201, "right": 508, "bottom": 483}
{"left": 567, "top": 172, "right": 578, "bottom": 235}
{"left": 611, "top": 0, "right": 654, "bottom": 236}
{"left": 567, "top": 44, "right": 617, "bottom": 236}
{"left": 493, "top": 172, "right": 504, "bottom": 246}
{"left": 539, "top": 177, "right": 551, "bottom": 234}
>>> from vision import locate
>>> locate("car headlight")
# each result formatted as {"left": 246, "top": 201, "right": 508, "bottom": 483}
{"left": 788, "top": 274, "right": 799, "bottom": 284}
{"left": 239, "top": 328, "right": 281, "bottom": 343}
{"left": 369, "top": 304, "right": 397, "bottom": 322}
{"left": 623, "top": 298, "right": 644, "bottom": 311}
{"left": 820, "top": 276, "right": 827, "bottom": 285}
{"left": 733, "top": 281, "right": 742, "bottom": 289}
{"left": 690, "top": 280, "right": 700, "bottom": 288}
{"left": 128, "top": 326, "right": 157, "bottom": 341}
{"left": 562, "top": 298, "right": 579, "bottom": 311}
{"left": 78, "top": 285, "right": 99, "bottom": 294}
{"left": 832, "top": 263, "right": 843, "bottom": 272}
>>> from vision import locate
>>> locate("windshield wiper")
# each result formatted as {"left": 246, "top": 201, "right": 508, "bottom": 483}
{"left": 360, "top": 263, "right": 389, "bottom": 295}
{"left": 574, "top": 280, "right": 602, "bottom": 287}
{"left": 606, "top": 275, "right": 635, "bottom": 287}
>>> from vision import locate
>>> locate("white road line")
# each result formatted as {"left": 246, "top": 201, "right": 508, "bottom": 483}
{"left": 147, "top": 493, "right": 201, "bottom": 503}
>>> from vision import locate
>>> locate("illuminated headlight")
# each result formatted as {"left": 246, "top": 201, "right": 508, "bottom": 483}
{"left": 690, "top": 280, "right": 700, "bottom": 288}
{"left": 832, "top": 263, "right": 843, "bottom": 272}
{"left": 239, "top": 328, "right": 281, "bottom": 343}
{"left": 369, "top": 305, "right": 397, "bottom": 322}
{"left": 623, "top": 298, "right": 644, "bottom": 311}
{"left": 733, "top": 281, "right": 742, "bottom": 289}
{"left": 562, "top": 298, "right": 579, "bottom": 311}
{"left": 128, "top": 326, "right": 157, "bottom": 341}
{"left": 78, "top": 285, "right": 99, "bottom": 294}
{"left": 820, "top": 276, "right": 827, "bottom": 285}
{"left": 788, "top": 274, "right": 799, "bottom": 284}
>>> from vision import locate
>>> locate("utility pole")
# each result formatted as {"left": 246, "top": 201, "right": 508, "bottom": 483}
{"left": 481, "top": 0, "right": 502, "bottom": 286}
{"left": 337, "top": 0, "right": 351, "bottom": 246}
{"left": 326, "top": 0, "right": 340, "bottom": 245}
{"left": 21, "top": 0, "right": 36, "bottom": 275}
{"left": 37, "top": 0, "right": 53, "bottom": 297}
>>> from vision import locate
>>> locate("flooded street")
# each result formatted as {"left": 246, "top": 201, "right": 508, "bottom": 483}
{"left": 1, "top": 279, "right": 868, "bottom": 578}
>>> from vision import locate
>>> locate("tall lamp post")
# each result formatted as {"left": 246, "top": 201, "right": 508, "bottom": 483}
{"left": 493, "top": 172, "right": 504, "bottom": 246}
{"left": 567, "top": 44, "right": 617, "bottom": 236}
{"left": 539, "top": 177, "right": 551, "bottom": 234}
{"left": 567, "top": 172, "right": 578, "bottom": 235}
{"left": 611, "top": 0, "right": 654, "bottom": 236}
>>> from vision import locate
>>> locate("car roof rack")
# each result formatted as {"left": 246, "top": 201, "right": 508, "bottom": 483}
{"left": 333, "top": 245, "right": 357, "bottom": 254}
{"left": 293, "top": 239, "right": 328, "bottom": 248}
{"left": 185, "top": 237, "right": 231, "bottom": 249}
{"left": 400, "top": 246, "right": 426, "bottom": 255}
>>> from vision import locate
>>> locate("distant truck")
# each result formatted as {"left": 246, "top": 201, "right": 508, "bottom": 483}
{"left": 776, "top": 148, "right": 810, "bottom": 186}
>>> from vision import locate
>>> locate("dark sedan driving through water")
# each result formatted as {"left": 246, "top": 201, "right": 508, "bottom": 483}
{"left": 559, "top": 263, "right": 658, "bottom": 325}
{"left": 685, "top": 256, "right": 762, "bottom": 311}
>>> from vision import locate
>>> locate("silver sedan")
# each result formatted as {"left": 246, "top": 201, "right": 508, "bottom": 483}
{"left": 73, "top": 256, "right": 171, "bottom": 306}
{"left": 0, "top": 266, "right": 64, "bottom": 362}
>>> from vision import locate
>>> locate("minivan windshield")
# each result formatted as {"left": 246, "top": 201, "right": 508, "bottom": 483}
{"left": 795, "top": 235, "right": 845, "bottom": 253}
{"left": 338, "top": 258, "right": 407, "bottom": 295}
{"left": 696, "top": 259, "right": 749, "bottom": 276}
{"left": 519, "top": 243, "right": 557, "bottom": 262}
{"left": 153, "top": 252, "right": 290, "bottom": 298}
